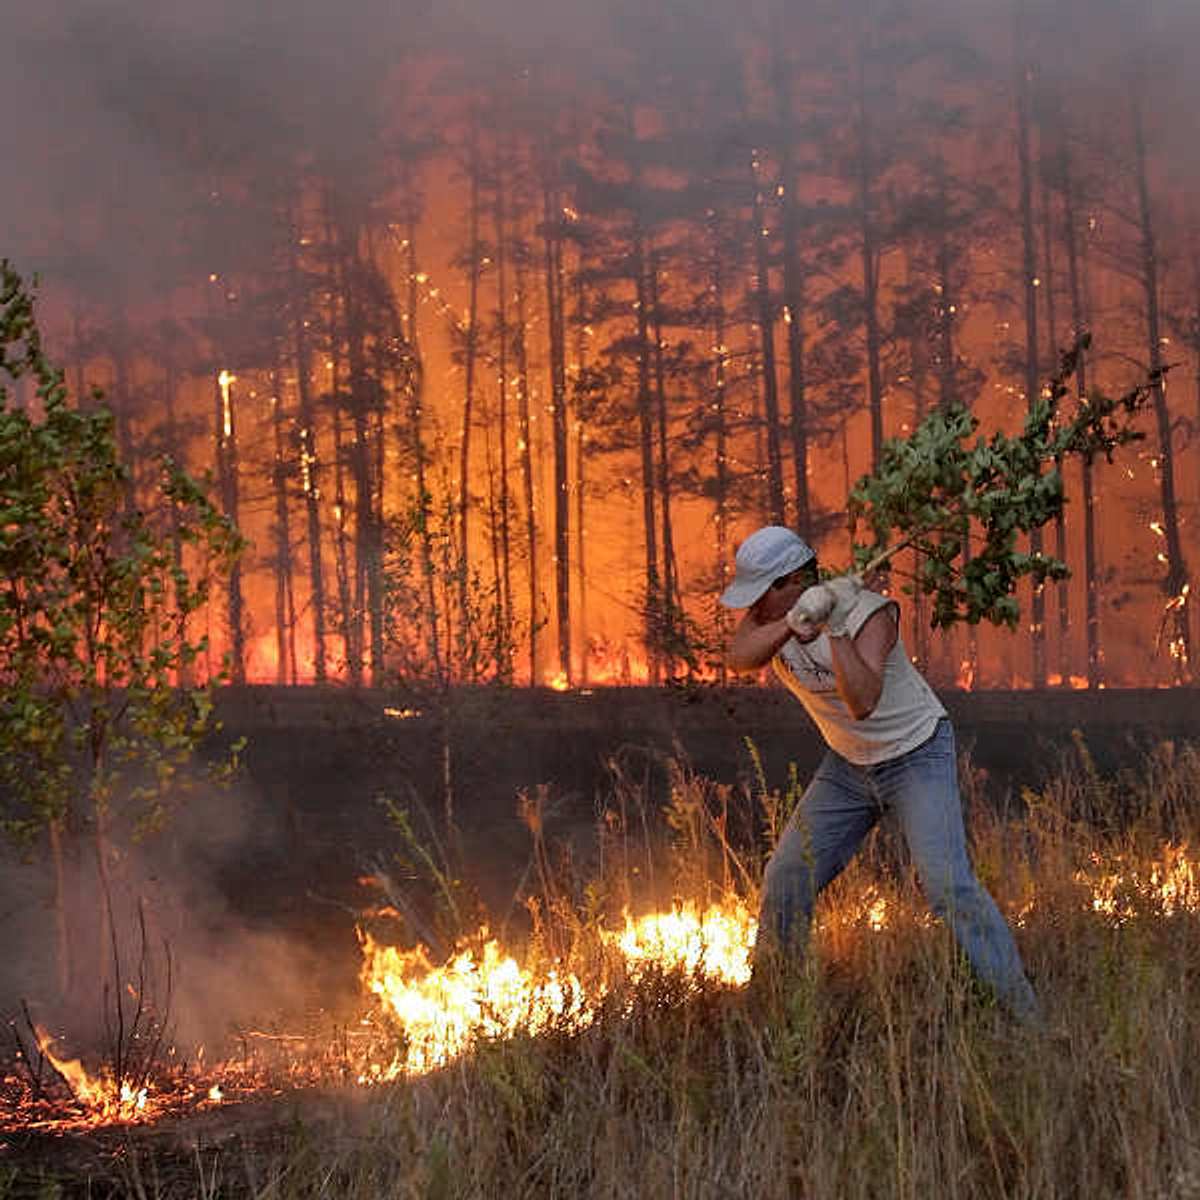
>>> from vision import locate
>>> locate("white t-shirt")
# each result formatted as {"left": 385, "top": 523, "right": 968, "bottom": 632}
{"left": 771, "top": 590, "right": 947, "bottom": 766}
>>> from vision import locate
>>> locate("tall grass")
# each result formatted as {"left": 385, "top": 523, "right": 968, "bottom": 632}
{"left": 13, "top": 736, "right": 1200, "bottom": 1199}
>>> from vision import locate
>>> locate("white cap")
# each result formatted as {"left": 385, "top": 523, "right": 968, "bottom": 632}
{"left": 718, "top": 526, "right": 816, "bottom": 609}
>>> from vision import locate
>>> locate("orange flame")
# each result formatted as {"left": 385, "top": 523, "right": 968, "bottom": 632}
{"left": 33, "top": 1027, "right": 147, "bottom": 1121}
{"left": 14, "top": 844, "right": 1200, "bottom": 1129}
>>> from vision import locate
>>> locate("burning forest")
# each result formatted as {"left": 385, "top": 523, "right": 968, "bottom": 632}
{"left": 4, "top": 1, "right": 1200, "bottom": 1195}
{"left": 2, "top": 0, "right": 1199, "bottom": 692}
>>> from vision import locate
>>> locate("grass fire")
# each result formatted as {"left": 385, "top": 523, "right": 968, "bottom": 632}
{"left": 5, "top": 741, "right": 1200, "bottom": 1199}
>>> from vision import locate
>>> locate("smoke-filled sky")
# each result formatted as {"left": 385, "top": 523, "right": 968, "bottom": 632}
{"left": 4, "top": 0, "right": 1200, "bottom": 692}
{"left": 4, "top": 0, "right": 1198, "bottom": 297}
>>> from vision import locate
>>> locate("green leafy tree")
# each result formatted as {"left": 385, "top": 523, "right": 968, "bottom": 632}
{"left": 847, "top": 337, "right": 1160, "bottom": 632}
{"left": 0, "top": 261, "right": 243, "bottom": 998}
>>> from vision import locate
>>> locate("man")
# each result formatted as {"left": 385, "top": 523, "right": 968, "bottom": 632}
{"left": 721, "top": 525, "right": 1038, "bottom": 1020}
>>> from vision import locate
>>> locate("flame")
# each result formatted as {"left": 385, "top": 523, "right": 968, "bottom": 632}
{"left": 1077, "top": 842, "right": 1199, "bottom": 921}
{"left": 360, "top": 932, "right": 590, "bottom": 1076}
{"left": 955, "top": 658, "right": 976, "bottom": 689}
{"left": 1046, "top": 673, "right": 1090, "bottom": 689}
{"left": 217, "top": 369, "right": 236, "bottom": 439}
{"left": 34, "top": 1027, "right": 147, "bottom": 1121}
{"left": 546, "top": 670, "right": 570, "bottom": 691}
{"left": 602, "top": 902, "right": 756, "bottom": 986}
{"left": 13, "top": 844, "right": 1200, "bottom": 1130}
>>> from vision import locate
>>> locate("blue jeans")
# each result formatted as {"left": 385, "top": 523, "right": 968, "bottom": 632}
{"left": 758, "top": 719, "right": 1038, "bottom": 1019}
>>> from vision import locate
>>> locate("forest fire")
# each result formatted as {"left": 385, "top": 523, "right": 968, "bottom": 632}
{"left": 6, "top": 842, "right": 1198, "bottom": 1135}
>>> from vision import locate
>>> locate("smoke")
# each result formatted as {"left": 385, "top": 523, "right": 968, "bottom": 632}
{"left": 0, "top": 766, "right": 349, "bottom": 1054}
{"left": 5, "top": 0, "right": 1199, "bottom": 303}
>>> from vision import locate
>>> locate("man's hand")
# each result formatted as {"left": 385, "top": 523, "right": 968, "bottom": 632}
{"left": 824, "top": 574, "right": 864, "bottom": 637}
{"left": 787, "top": 584, "right": 833, "bottom": 636}
{"left": 786, "top": 575, "right": 863, "bottom": 638}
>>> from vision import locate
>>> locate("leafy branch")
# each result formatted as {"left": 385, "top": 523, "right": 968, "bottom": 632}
{"left": 847, "top": 335, "right": 1161, "bottom": 628}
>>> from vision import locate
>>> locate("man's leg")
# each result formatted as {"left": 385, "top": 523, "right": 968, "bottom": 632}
{"left": 883, "top": 720, "right": 1039, "bottom": 1020}
{"left": 756, "top": 752, "right": 877, "bottom": 964}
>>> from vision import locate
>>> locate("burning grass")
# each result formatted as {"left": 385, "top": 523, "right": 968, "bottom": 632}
{"left": 5, "top": 738, "right": 1200, "bottom": 1197}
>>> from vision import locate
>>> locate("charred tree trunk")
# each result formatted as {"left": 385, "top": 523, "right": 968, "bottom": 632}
{"left": 633, "top": 221, "right": 661, "bottom": 684}
{"left": 269, "top": 365, "right": 298, "bottom": 685}
{"left": 458, "top": 128, "right": 483, "bottom": 627}
{"left": 287, "top": 209, "right": 328, "bottom": 682}
{"left": 162, "top": 344, "right": 192, "bottom": 686}
{"left": 401, "top": 210, "right": 444, "bottom": 687}
{"left": 854, "top": 50, "right": 885, "bottom": 470}
{"left": 1040, "top": 167, "right": 1070, "bottom": 683}
{"left": 324, "top": 205, "right": 358, "bottom": 683}
{"left": 514, "top": 240, "right": 540, "bottom": 684}
{"left": 709, "top": 214, "right": 732, "bottom": 685}
{"left": 338, "top": 233, "right": 380, "bottom": 685}
{"left": 214, "top": 367, "right": 245, "bottom": 684}
{"left": 932, "top": 168, "right": 974, "bottom": 682}
{"left": 1059, "top": 141, "right": 1102, "bottom": 688}
{"left": 1015, "top": 20, "right": 1046, "bottom": 688}
{"left": 542, "top": 177, "right": 571, "bottom": 683}
{"left": 649, "top": 253, "right": 680, "bottom": 675}
{"left": 750, "top": 152, "right": 786, "bottom": 523}
{"left": 773, "top": 53, "right": 810, "bottom": 531}
{"left": 494, "top": 159, "right": 514, "bottom": 665}
{"left": 573, "top": 269, "right": 589, "bottom": 684}
{"left": 1133, "top": 97, "right": 1191, "bottom": 678}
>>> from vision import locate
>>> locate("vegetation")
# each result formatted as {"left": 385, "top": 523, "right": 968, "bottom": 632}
{"left": 6, "top": 737, "right": 1200, "bottom": 1197}
{"left": 10, "top": 1, "right": 1197, "bottom": 688}
{"left": 0, "top": 261, "right": 242, "bottom": 997}
{"left": 847, "top": 337, "right": 1163, "bottom": 630}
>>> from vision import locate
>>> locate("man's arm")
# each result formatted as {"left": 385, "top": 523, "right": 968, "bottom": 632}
{"left": 828, "top": 606, "right": 898, "bottom": 719}
{"left": 728, "top": 611, "right": 795, "bottom": 672}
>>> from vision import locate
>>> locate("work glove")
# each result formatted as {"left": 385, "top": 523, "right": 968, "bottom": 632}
{"left": 785, "top": 574, "right": 863, "bottom": 638}
{"left": 824, "top": 574, "right": 864, "bottom": 638}
{"left": 786, "top": 583, "right": 834, "bottom": 634}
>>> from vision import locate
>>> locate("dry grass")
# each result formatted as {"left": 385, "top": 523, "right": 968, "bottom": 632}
{"left": 7, "top": 737, "right": 1200, "bottom": 1199}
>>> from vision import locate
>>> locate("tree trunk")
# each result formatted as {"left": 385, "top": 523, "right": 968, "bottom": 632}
{"left": 514, "top": 240, "right": 540, "bottom": 684}
{"left": 1040, "top": 166, "right": 1070, "bottom": 683}
{"left": 494, "top": 159, "right": 514, "bottom": 668}
{"left": 542, "top": 178, "right": 571, "bottom": 682}
{"left": 573, "top": 269, "right": 589, "bottom": 684}
{"left": 214, "top": 367, "right": 245, "bottom": 684}
{"left": 854, "top": 49, "right": 885, "bottom": 471}
{"left": 401, "top": 210, "right": 445, "bottom": 687}
{"left": 773, "top": 51, "right": 810, "bottom": 531}
{"left": 633, "top": 220, "right": 661, "bottom": 684}
{"left": 1015, "top": 14, "right": 1046, "bottom": 688}
{"left": 750, "top": 151, "right": 786, "bottom": 523}
{"left": 649, "top": 253, "right": 680, "bottom": 676}
{"left": 50, "top": 819, "right": 71, "bottom": 998}
{"left": 323, "top": 203, "right": 357, "bottom": 684}
{"left": 269, "top": 363, "right": 297, "bottom": 685}
{"left": 1133, "top": 96, "right": 1191, "bottom": 678}
{"left": 709, "top": 213, "right": 731, "bottom": 686}
{"left": 1059, "top": 141, "right": 1102, "bottom": 688}
{"left": 337, "top": 226, "right": 379, "bottom": 686}
{"left": 288, "top": 210, "right": 328, "bottom": 683}
{"left": 458, "top": 128, "right": 482, "bottom": 628}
